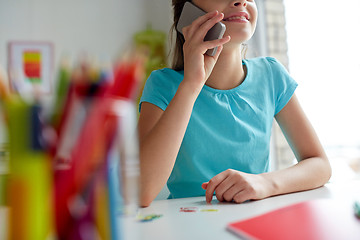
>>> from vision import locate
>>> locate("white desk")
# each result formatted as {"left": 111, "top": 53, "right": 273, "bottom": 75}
{"left": 123, "top": 178, "right": 360, "bottom": 240}
{"left": 1, "top": 178, "right": 359, "bottom": 239}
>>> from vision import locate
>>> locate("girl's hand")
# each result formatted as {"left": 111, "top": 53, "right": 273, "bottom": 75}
{"left": 201, "top": 169, "right": 274, "bottom": 203}
{"left": 181, "top": 10, "right": 230, "bottom": 89}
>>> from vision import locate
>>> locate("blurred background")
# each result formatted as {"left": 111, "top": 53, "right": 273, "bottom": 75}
{"left": 284, "top": 0, "right": 360, "bottom": 179}
{"left": 0, "top": 0, "right": 360, "bottom": 238}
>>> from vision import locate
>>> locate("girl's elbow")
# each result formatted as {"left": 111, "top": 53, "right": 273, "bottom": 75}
{"left": 140, "top": 193, "right": 155, "bottom": 208}
{"left": 319, "top": 155, "right": 332, "bottom": 185}
{"left": 324, "top": 159, "right": 332, "bottom": 183}
{"left": 140, "top": 199, "right": 152, "bottom": 208}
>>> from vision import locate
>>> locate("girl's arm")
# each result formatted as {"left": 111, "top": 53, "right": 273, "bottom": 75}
{"left": 264, "top": 94, "right": 332, "bottom": 195}
{"left": 203, "top": 94, "right": 332, "bottom": 203}
{"left": 139, "top": 11, "right": 230, "bottom": 207}
{"left": 139, "top": 82, "right": 202, "bottom": 207}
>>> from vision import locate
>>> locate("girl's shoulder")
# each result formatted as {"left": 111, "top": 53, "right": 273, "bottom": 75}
{"left": 149, "top": 67, "right": 184, "bottom": 81}
{"left": 145, "top": 67, "right": 184, "bottom": 92}
{"left": 245, "top": 57, "right": 289, "bottom": 76}
{"left": 140, "top": 68, "right": 184, "bottom": 111}
{"left": 244, "top": 56, "right": 282, "bottom": 67}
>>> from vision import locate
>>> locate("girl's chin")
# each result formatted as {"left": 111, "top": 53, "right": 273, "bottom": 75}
{"left": 225, "top": 30, "right": 253, "bottom": 42}
{"left": 225, "top": 37, "right": 251, "bottom": 47}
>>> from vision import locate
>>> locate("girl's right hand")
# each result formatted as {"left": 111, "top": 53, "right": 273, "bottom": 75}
{"left": 181, "top": 10, "right": 231, "bottom": 90}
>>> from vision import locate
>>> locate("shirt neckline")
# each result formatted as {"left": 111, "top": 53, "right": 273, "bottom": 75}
{"left": 202, "top": 59, "right": 250, "bottom": 94}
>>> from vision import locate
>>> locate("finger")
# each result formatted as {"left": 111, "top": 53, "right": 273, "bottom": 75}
{"left": 201, "top": 182, "right": 208, "bottom": 190}
{"left": 205, "top": 172, "right": 228, "bottom": 203}
{"left": 212, "top": 44, "right": 223, "bottom": 60}
{"left": 208, "top": 36, "right": 230, "bottom": 59}
{"left": 188, "top": 10, "right": 219, "bottom": 32}
{"left": 233, "top": 189, "right": 252, "bottom": 204}
{"left": 182, "top": 10, "right": 219, "bottom": 38}
{"left": 195, "top": 12, "right": 225, "bottom": 41}
{"left": 203, "top": 35, "right": 231, "bottom": 53}
{"left": 184, "top": 35, "right": 229, "bottom": 58}
{"left": 214, "top": 177, "right": 234, "bottom": 202}
{"left": 223, "top": 184, "right": 244, "bottom": 202}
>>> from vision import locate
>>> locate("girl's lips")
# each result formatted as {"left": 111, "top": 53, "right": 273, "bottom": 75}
{"left": 224, "top": 17, "right": 249, "bottom": 23}
{"left": 223, "top": 12, "right": 250, "bottom": 23}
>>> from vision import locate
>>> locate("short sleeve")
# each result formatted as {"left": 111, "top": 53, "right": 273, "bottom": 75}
{"left": 139, "top": 68, "right": 182, "bottom": 112}
{"left": 266, "top": 57, "right": 298, "bottom": 115}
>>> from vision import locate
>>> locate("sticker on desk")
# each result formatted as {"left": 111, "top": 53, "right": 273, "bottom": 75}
{"left": 137, "top": 214, "right": 163, "bottom": 222}
{"left": 180, "top": 207, "right": 198, "bottom": 212}
{"left": 200, "top": 208, "right": 219, "bottom": 212}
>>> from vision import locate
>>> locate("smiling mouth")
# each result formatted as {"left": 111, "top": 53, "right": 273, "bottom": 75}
{"left": 223, "top": 12, "right": 250, "bottom": 22}
{"left": 224, "top": 16, "right": 249, "bottom": 22}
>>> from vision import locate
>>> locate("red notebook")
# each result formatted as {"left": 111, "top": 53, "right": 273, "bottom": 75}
{"left": 227, "top": 199, "right": 360, "bottom": 240}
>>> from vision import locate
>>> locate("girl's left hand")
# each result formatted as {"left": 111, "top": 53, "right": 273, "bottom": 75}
{"left": 201, "top": 169, "right": 273, "bottom": 203}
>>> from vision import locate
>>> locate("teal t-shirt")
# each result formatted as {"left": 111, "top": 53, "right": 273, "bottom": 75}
{"left": 139, "top": 57, "right": 298, "bottom": 199}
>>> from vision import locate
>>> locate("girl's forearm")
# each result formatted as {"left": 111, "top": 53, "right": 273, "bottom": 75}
{"left": 139, "top": 80, "right": 202, "bottom": 207}
{"left": 261, "top": 156, "right": 332, "bottom": 198}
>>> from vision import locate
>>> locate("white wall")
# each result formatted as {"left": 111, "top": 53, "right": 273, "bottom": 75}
{"left": 144, "top": 0, "right": 172, "bottom": 33}
{"left": 0, "top": 0, "right": 150, "bottom": 142}
{"left": 0, "top": 0, "right": 147, "bottom": 68}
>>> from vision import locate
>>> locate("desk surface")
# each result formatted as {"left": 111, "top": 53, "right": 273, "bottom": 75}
{"left": 0, "top": 178, "right": 359, "bottom": 239}
{"left": 123, "top": 178, "right": 360, "bottom": 240}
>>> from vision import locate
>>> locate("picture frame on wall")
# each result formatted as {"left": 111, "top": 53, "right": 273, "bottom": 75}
{"left": 7, "top": 41, "right": 54, "bottom": 94}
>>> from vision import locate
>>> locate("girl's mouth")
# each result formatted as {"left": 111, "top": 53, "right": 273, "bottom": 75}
{"left": 223, "top": 12, "right": 250, "bottom": 23}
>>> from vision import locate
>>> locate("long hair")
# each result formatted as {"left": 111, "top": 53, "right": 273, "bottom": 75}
{"left": 170, "top": 0, "right": 188, "bottom": 71}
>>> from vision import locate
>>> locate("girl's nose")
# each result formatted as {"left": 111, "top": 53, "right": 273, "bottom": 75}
{"left": 233, "top": 1, "right": 246, "bottom": 7}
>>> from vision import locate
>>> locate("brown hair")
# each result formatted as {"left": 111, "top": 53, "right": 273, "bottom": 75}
{"left": 170, "top": 0, "right": 188, "bottom": 71}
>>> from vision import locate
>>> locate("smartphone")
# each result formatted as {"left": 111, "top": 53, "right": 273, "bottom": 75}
{"left": 176, "top": 1, "right": 226, "bottom": 56}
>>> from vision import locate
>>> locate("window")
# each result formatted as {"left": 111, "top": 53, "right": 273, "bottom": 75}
{"left": 284, "top": 0, "right": 360, "bottom": 175}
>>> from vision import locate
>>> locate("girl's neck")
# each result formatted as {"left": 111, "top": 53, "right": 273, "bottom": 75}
{"left": 205, "top": 45, "right": 246, "bottom": 90}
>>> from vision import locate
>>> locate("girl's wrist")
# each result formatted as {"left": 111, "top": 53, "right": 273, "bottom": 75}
{"left": 180, "top": 76, "right": 204, "bottom": 95}
{"left": 259, "top": 173, "right": 279, "bottom": 198}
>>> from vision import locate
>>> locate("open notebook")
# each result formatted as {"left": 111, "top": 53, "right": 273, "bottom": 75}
{"left": 227, "top": 199, "right": 360, "bottom": 240}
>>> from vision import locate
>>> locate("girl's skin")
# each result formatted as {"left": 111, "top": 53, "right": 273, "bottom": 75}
{"left": 138, "top": 0, "right": 331, "bottom": 207}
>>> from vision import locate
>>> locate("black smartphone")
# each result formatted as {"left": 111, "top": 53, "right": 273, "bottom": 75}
{"left": 176, "top": 1, "right": 226, "bottom": 56}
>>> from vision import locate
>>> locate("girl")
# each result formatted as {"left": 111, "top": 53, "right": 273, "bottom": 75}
{"left": 138, "top": 0, "right": 331, "bottom": 207}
